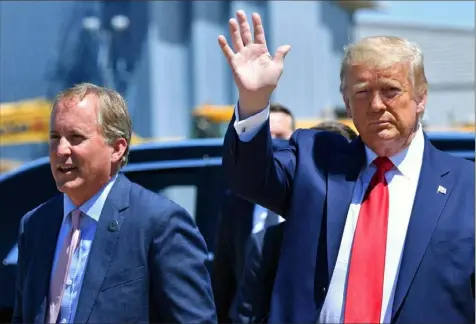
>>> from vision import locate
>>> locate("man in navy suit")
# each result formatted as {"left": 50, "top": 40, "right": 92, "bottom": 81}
{"left": 218, "top": 10, "right": 474, "bottom": 324}
{"left": 12, "top": 83, "right": 216, "bottom": 323}
{"left": 212, "top": 103, "right": 293, "bottom": 323}
{"left": 230, "top": 122, "right": 358, "bottom": 323}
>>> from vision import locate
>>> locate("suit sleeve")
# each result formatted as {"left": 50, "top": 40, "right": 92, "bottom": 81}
{"left": 222, "top": 113, "right": 298, "bottom": 217}
{"left": 150, "top": 204, "right": 217, "bottom": 323}
{"left": 212, "top": 194, "right": 238, "bottom": 323}
{"left": 231, "top": 224, "right": 283, "bottom": 324}
{"left": 229, "top": 231, "right": 263, "bottom": 323}
{"left": 12, "top": 214, "right": 27, "bottom": 323}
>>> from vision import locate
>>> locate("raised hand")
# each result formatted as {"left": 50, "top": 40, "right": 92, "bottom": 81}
{"left": 218, "top": 10, "right": 291, "bottom": 118}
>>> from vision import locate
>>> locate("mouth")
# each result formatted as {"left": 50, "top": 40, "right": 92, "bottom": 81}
{"left": 57, "top": 165, "right": 77, "bottom": 174}
{"left": 370, "top": 121, "right": 392, "bottom": 126}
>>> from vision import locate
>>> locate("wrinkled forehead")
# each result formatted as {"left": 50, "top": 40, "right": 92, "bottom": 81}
{"left": 52, "top": 93, "right": 99, "bottom": 116}
{"left": 50, "top": 94, "right": 101, "bottom": 130}
{"left": 346, "top": 63, "right": 411, "bottom": 89}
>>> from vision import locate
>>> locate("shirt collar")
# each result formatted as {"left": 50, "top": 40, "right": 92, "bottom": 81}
{"left": 63, "top": 174, "right": 118, "bottom": 222}
{"left": 364, "top": 124, "right": 425, "bottom": 180}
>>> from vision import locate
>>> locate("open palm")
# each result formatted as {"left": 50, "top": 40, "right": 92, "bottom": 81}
{"left": 218, "top": 11, "right": 290, "bottom": 114}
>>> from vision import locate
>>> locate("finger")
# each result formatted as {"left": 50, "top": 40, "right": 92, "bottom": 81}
{"left": 218, "top": 35, "right": 235, "bottom": 62}
{"left": 274, "top": 45, "right": 291, "bottom": 65}
{"left": 252, "top": 13, "right": 267, "bottom": 47}
{"left": 236, "top": 10, "right": 253, "bottom": 46}
{"left": 229, "top": 18, "right": 244, "bottom": 52}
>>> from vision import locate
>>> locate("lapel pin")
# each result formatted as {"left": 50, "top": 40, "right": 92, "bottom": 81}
{"left": 437, "top": 185, "right": 447, "bottom": 194}
{"left": 108, "top": 220, "right": 118, "bottom": 232}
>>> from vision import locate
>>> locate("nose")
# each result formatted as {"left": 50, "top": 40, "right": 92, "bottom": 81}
{"left": 55, "top": 137, "right": 71, "bottom": 157}
{"left": 369, "top": 91, "right": 386, "bottom": 113}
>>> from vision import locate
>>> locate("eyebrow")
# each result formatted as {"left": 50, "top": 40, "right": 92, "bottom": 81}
{"left": 49, "top": 128, "right": 86, "bottom": 135}
{"left": 353, "top": 79, "right": 402, "bottom": 91}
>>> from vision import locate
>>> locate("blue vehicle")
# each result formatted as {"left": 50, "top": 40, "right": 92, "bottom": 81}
{"left": 0, "top": 133, "right": 474, "bottom": 321}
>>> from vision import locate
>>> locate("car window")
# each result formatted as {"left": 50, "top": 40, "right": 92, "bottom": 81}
{"left": 161, "top": 185, "right": 198, "bottom": 221}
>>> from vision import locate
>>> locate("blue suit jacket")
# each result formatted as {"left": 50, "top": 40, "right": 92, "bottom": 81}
{"left": 223, "top": 116, "right": 475, "bottom": 324}
{"left": 212, "top": 190, "right": 255, "bottom": 322}
{"left": 12, "top": 174, "right": 217, "bottom": 323}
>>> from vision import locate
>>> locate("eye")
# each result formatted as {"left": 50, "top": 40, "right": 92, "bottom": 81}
{"left": 354, "top": 90, "right": 368, "bottom": 98}
{"left": 382, "top": 87, "right": 400, "bottom": 98}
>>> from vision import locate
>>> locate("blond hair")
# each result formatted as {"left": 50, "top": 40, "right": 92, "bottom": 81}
{"left": 52, "top": 83, "right": 132, "bottom": 168}
{"left": 340, "top": 36, "right": 428, "bottom": 100}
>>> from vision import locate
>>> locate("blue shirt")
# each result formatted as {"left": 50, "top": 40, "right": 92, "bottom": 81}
{"left": 50, "top": 174, "right": 117, "bottom": 324}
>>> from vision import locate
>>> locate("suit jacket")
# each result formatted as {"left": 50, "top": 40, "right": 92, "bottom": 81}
{"left": 230, "top": 222, "right": 284, "bottom": 323}
{"left": 212, "top": 190, "right": 255, "bottom": 323}
{"left": 223, "top": 115, "right": 475, "bottom": 324}
{"left": 12, "top": 174, "right": 217, "bottom": 323}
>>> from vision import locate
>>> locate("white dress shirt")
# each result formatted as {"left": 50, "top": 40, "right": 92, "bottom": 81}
{"left": 233, "top": 104, "right": 424, "bottom": 323}
{"left": 50, "top": 174, "right": 117, "bottom": 324}
{"left": 252, "top": 204, "right": 285, "bottom": 234}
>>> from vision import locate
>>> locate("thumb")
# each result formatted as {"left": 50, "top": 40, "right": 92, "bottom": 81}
{"left": 274, "top": 45, "right": 291, "bottom": 65}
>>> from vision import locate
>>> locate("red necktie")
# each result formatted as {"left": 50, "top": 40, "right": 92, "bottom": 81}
{"left": 344, "top": 157, "right": 394, "bottom": 324}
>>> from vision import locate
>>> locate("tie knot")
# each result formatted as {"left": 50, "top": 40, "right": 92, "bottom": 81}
{"left": 71, "top": 210, "right": 81, "bottom": 230}
{"left": 373, "top": 157, "right": 393, "bottom": 174}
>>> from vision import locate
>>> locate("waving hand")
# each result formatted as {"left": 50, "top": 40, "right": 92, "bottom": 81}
{"left": 218, "top": 11, "right": 291, "bottom": 118}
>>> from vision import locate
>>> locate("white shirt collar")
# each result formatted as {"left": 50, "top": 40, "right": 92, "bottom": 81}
{"left": 63, "top": 174, "right": 118, "bottom": 222}
{"left": 364, "top": 125, "right": 425, "bottom": 180}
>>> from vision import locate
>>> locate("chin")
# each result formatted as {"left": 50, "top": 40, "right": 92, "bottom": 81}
{"left": 376, "top": 129, "right": 400, "bottom": 140}
{"left": 56, "top": 177, "right": 85, "bottom": 193}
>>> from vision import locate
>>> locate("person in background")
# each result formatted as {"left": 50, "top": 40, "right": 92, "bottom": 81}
{"left": 12, "top": 83, "right": 216, "bottom": 324}
{"left": 212, "top": 103, "right": 294, "bottom": 323}
{"left": 311, "top": 120, "right": 358, "bottom": 141}
{"left": 220, "top": 10, "right": 474, "bottom": 323}
{"left": 230, "top": 121, "right": 358, "bottom": 323}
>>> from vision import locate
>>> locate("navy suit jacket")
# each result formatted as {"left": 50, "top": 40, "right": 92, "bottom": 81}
{"left": 12, "top": 174, "right": 217, "bottom": 323}
{"left": 223, "top": 116, "right": 475, "bottom": 324}
{"left": 212, "top": 190, "right": 255, "bottom": 323}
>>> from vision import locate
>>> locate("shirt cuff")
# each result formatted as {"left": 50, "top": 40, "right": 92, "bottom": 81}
{"left": 233, "top": 103, "right": 270, "bottom": 142}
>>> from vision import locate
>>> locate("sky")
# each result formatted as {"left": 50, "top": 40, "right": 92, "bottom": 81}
{"left": 356, "top": 1, "right": 475, "bottom": 29}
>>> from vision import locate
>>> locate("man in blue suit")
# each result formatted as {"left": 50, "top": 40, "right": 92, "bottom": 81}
{"left": 218, "top": 10, "right": 474, "bottom": 324}
{"left": 12, "top": 83, "right": 216, "bottom": 323}
{"left": 230, "top": 122, "right": 358, "bottom": 323}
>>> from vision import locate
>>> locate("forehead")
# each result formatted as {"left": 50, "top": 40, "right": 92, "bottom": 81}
{"left": 347, "top": 63, "right": 410, "bottom": 86}
{"left": 52, "top": 93, "right": 99, "bottom": 123}
{"left": 270, "top": 111, "right": 291, "bottom": 122}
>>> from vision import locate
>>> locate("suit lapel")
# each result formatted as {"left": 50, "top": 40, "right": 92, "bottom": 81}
{"left": 74, "top": 174, "right": 131, "bottom": 323}
{"left": 392, "top": 139, "right": 453, "bottom": 319}
{"left": 326, "top": 138, "right": 365, "bottom": 280}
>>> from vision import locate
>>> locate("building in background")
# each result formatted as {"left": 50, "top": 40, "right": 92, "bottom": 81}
{"left": 0, "top": 0, "right": 379, "bottom": 145}
{"left": 354, "top": 21, "right": 474, "bottom": 127}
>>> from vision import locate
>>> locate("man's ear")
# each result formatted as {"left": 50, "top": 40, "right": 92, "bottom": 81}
{"left": 343, "top": 95, "right": 352, "bottom": 118}
{"left": 416, "top": 92, "right": 427, "bottom": 115}
{"left": 111, "top": 138, "right": 128, "bottom": 164}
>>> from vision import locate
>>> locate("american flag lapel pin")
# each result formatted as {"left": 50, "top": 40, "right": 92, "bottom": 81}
{"left": 437, "top": 185, "right": 447, "bottom": 194}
